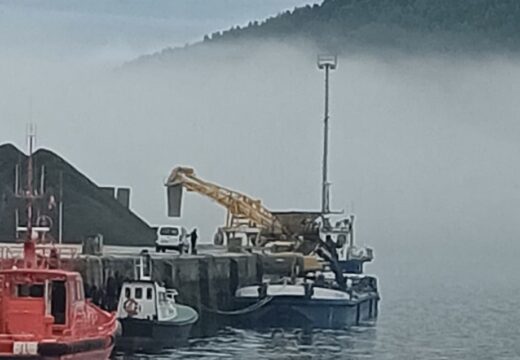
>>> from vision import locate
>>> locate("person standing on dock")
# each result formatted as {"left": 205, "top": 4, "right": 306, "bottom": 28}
{"left": 181, "top": 227, "right": 190, "bottom": 254}
{"left": 190, "top": 228, "right": 198, "bottom": 255}
{"left": 325, "top": 235, "right": 338, "bottom": 260}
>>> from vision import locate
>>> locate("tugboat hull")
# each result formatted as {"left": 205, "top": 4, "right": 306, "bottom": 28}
{"left": 116, "top": 317, "right": 195, "bottom": 353}
{"left": 0, "top": 340, "right": 114, "bottom": 360}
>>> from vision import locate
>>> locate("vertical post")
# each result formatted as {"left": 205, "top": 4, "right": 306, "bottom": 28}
{"left": 40, "top": 165, "right": 45, "bottom": 195}
{"left": 322, "top": 64, "right": 330, "bottom": 214}
{"left": 317, "top": 55, "right": 337, "bottom": 216}
{"left": 14, "top": 164, "right": 19, "bottom": 239}
{"left": 14, "top": 164, "right": 19, "bottom": 195}
{"left": 15, "top": 209, "right": 19, "bottom": 239}
{"left": 58, "top": 171, "right": 63, "bottom": 244}
{"left": 24, "top": 124, "right": 37, "bottom": 268}
{"left": 349, "top": 214, "right": 355, "bottom": 247}
{"left": 26, "top": 126, "right": 34, "bottom": 238}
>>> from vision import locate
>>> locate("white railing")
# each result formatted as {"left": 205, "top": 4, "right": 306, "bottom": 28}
{"left": 0, "top": 243, "right": 79, "bottom": 262}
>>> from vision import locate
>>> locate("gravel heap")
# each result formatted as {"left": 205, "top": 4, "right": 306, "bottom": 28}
{"left": 0, "top": 143, "right": 155, "bottom": 246}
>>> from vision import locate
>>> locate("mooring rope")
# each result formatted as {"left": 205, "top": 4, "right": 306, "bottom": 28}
{"left": 201, "top": 296, "right": 273, "bottom": 316}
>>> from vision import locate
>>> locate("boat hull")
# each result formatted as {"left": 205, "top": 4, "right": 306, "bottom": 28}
{"left": 234, "top": 294, "right": 379, "bottom": 329}
{"left": 115, "top": 318, "right": 195, "bottom": 353}
{"left": 0, "top": 342, "right": 114, "bottom": 360}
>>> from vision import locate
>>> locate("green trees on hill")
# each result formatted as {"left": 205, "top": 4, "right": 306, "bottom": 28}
{"left": 200, "top": 0, "right": 520, "bottom": 53}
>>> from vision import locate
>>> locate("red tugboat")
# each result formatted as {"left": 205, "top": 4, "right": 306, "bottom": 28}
{"left": 0, "top": 132, "right": 117, "bottom": 359}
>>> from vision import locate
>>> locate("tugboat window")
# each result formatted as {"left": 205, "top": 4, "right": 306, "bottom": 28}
{"left": 30, "top": 284, "right": 44, "bottom": 297}
{"left": 16, "top": 284, "right": 44, "bottom": 297}
{"left": 51, "top": 281, "right": 67, "bottom": 324}
{"left": 16, "top": 284, "right": 29, "bottom": 297}
{"left": 146, "top": 288, "right": 153, "bottom": 299}
{"left": 135, "top": 287, "right": 143, "bottom": 299}
{"left": 125, "top": 287, "right": 131, "bottom": 298}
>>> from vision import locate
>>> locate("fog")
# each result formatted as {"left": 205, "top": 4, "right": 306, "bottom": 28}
{"left": 1, "top": 2, "right": 520, "bottom": 276}
{"left": 0, "top": 0, "right": 320, "bottom": 63}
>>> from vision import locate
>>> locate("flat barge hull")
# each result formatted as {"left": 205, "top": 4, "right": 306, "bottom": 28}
{"left": 234, "top": 295, "right": 379, "bottom": 329}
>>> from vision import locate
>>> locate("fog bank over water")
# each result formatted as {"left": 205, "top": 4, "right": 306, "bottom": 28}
{"left": 2, "top": 38, "right": 520, "bottom": 268}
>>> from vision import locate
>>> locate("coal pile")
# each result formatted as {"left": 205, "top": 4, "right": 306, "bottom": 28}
{"left": 0, "top": 143, "right": 155, "bottom": 246}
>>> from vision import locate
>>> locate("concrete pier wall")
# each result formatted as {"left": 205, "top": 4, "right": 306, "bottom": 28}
{"left": 69, "top": 252, "right": 260, "bottom": 336}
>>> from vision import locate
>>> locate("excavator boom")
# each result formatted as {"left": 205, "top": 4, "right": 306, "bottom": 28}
{"left": 166, "top": 167, "right": 285, "bottom": 235}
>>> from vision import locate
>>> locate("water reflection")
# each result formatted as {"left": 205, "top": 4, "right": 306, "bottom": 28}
{"left": 112, "top": 325, "right": 378, "bottom": 360}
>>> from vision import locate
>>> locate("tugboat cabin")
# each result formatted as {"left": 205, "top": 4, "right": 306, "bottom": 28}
{"left": 116, "top": 281, "right": 179, "bottom": 322}
{"left": 0, "top": 268, "right": 105, "bottom": 340}
{"left": 0, "top": 267, "right": 116, "bottom": 359}
{"left": 114, "top": 254, "right": 198, "bottom": 352}
{"left": 0, "top": 136, "right": 117, "bottom": 358}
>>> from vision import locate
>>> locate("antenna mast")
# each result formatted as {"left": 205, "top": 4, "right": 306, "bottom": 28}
{"left": 23, "top": 123, "right": 37, "bottom": 267}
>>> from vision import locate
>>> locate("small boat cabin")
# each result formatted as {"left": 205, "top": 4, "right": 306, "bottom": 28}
{"left": 116, "top": 254, "right": 179, "bottom": 322}
{"left": 0, "top": 267, "right": 101, "bottom": 340}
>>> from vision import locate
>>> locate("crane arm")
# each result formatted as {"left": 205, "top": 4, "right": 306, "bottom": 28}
{"left": 165, "top": 167, "right": 285, "bottom": 234}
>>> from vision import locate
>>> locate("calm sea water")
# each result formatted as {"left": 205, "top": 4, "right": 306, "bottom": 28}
{"left": 113, "top": 248, "right": 520, "bottom": 360}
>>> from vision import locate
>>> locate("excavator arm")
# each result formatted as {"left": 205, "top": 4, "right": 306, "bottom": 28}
{"left": 165, "top": 167, "right": 285, "bottom": 235}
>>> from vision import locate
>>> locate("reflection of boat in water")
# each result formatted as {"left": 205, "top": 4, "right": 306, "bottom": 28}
{"left": 233, "top": 56, "right": 379, "bottom": 329}
{"left": 115, "top": 253, "right": 198, "bottom": 353}
{"left": 0, "top": 132, "right": 117, "bottom": 359}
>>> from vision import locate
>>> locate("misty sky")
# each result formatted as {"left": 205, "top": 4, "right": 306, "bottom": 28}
{"left": 1, "top": 1, "right": 520, "bottom": 271}
{"left": 0, "top": 0, "right": 319, "bottom": 63}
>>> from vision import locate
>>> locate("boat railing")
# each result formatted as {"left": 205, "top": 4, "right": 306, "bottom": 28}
{"left": 0, "top": 244, "right": 79, "bottom": 269}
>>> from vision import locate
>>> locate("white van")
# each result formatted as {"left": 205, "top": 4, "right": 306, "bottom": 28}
{"left": 155, "top": 225, "right": 188, "bottom": 253}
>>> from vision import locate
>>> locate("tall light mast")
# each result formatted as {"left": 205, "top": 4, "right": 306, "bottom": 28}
{"left": 317, "top": 55, "right": 337, "bottom": 217}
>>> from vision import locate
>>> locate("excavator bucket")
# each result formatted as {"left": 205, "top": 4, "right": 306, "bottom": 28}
{"left": 167, "top": 184, "right": 183, "bottom": 217}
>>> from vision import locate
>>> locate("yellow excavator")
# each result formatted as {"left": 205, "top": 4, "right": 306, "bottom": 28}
{"left": 165, "top": 166, "right": 289, "bottom": 247}
{"left": 165, "top": 166, "right": 324, "bottom": 273}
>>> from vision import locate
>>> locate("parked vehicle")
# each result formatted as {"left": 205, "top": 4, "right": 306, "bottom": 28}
{"left": 154, "top": 225, "right": 188, "bottom": 253}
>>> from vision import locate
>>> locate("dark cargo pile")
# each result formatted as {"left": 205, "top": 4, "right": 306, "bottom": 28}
{"left": 0, "top": 143, "right": 155, "bottom": 246}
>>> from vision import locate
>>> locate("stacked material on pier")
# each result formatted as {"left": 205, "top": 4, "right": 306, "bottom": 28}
{"left": 0, "top": 143, "right": 155, "bottom": 245}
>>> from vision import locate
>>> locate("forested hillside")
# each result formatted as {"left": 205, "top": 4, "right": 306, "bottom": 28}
{"left": 140, "top": 0, "right": 520, "bottom": 63}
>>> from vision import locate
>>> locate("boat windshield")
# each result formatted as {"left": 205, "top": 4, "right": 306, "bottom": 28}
{"left": 15, "top": 283, "right": 44, "bottom": 297}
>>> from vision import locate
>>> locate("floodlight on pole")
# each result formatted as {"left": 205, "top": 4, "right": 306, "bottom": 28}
{"left": 317, "top": 54, "right": 337, "bottom": 216}
{"left": 317, "top": 54, "right": 337, "bottom": 70}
